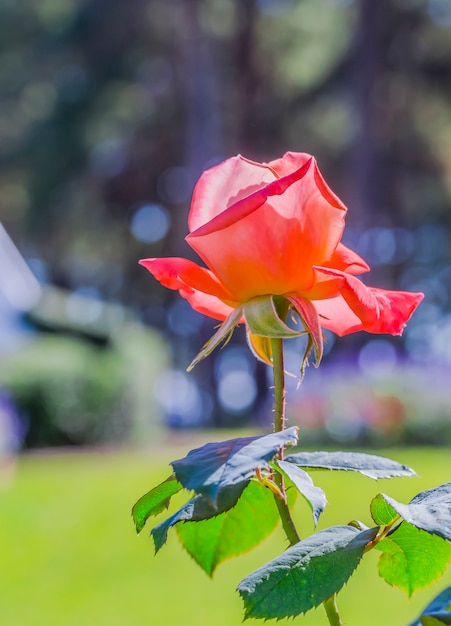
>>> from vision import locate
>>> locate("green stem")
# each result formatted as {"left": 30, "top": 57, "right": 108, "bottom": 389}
{"left": 271, "top": 338, "right": 343, "bottom": 626}
{"left": 323, "top": 595, "right": 343, "bottom": 626}
{"left": 270, "top": 338, "right": 300, "bottom": 546}
{"left": 271, "top": 337, "right": 286, "bottom": 437}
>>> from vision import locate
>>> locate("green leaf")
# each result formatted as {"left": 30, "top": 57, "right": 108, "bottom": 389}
{"left": 151, "top": 481, "right": 248, "bottom": 553}
{"left": 371, "top": 493, "right": 399, "bottom": 526}
{"left": 132, "top": 474, "right": 183, "bottom": 534}
{"left": 376, "top": 523, "right": 451, "bottom": 597}
{"left": 377, "top": 483, "right": 451, "bottom": 541}
{"left": 275, "top": 459, "right": 327, "bottom": 526}
{"left": 409, "top": 587, "right": 451, "bottom": 626}
{"left": 238, "top": 525, "right": 378, "bottom": 620}
{"left": 244, "top": 295, "right": 303, "bottom": 338}
{"left": 176, "top": 480, "right": 281, "bottom": 576}
{"left": 421, "top": 616, "right": 451, "bottom": 626}
{"left": 171, "top": 427, "right": 298, "bottom": 504}
{"left": 187, "top": 305, "right": 244, "bottom": 371}
{"left": 285, "top": 450, "right": 416, "bottom": 479}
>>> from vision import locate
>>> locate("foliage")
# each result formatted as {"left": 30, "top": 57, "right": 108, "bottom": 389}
{"left": 238, "top": 525, "right": 379, "bottom": 619}
{"left": 375, "top": 523, "right": 451, "bottom": 597}
{"left": 3, "top": 447, "right": 451, "bottom": 626}
{"left": 176, "top": 480, "right": 283, "bottom": 576}
{"left": 0, "top": 335, "right": 127, "bottom": 446}
{"left": 131, "top": 109, "right": 441, "bottom": 625}
{"left": 409, "top": 588, "right": 451, "bottom": 625}
{"left": 133, "top": 431, "right": 451, "bottom": 624}
{"left": 0, "top": 323, "right": 167, "bottom": 447}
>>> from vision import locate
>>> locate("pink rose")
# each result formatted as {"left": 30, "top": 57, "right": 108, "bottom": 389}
{"left": 140, "top": 152, "right": 423, "bottom": 365}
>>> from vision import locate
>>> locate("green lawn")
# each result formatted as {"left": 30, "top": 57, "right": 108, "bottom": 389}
{"left": 0, "top": 441, "right": 450, "bottom": 626}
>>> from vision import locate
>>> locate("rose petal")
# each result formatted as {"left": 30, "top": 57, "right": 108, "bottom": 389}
{"left": 178, "top": 288, "right": 238, "bottom": 322}
{"left": 312, "top": 269, "right": 424, "bottom": 336}
{"left": 139, "top": 257, "right": 233, "bottom": 300}
{"left": 139, "top": 257, "right": 238, "bottom": 321}
{"left": 187, "top": 158, "right": 347, "bottom": 301}
{"left": 188, "top": 155, "right": 277, "bottom": 233}
{"left": 265, "top": 152, "right": 315, "bottom": 178}
{"left": 304, "top": 266, "right": 346, "bottom": 300}
{"left": 324, "top": 243, "right": 370, "bottom": 275}
{"left": 352, "top": 285, "right": 424, "bottom": 335}
{"left": 188, "top": 158, "right": 312, "bottom": 238}
{"left": 314, "top": 295, "right": 366, "bottom": 336}
{"left": 267, "top": 152, "right": 347, "bottom": 214}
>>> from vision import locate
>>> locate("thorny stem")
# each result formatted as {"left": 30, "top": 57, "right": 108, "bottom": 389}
{"left": 271, "top": 338, "right": 343, "bottom": 626}
{"left": 364, "top": 516, "right": 401, "bottom": 553}
{"left": 323, "top": 594, "right": 343, "bottom": 626}
{"left": 271, "top": 337, "right": 286, "bottom": 439}
{"left": 270, "top": 338, "right": 300, "bottom": 546}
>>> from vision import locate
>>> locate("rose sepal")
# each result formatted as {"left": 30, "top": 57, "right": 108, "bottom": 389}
{"left": 243, "top": 295, "right": 304, "bottom": 338}
{"left": 288, "top": 295, "right": 324, "bottom": 376}
{"left": 187, "top": 305, "right": 244, "bottom": 371}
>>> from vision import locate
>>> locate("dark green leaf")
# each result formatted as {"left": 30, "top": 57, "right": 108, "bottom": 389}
{"left": 276, "top": 459, "right": 327, "bottom": 526}
{"left": 132, "top": 474, "right": 183, "bottom": 534}
{"left": 172, "top": 427, "right": 298, "bottom": 504}
{"left": 151, "top": 481, "right": 248, "bottom": 553}
{"left": 176, "top": 480, "right": 281, "bottom": 576}
{"left": 376, "top": 522, "right": 451, "bottom": 597}
{"left": 238, "top": 525, "right": 378, "bottom": 620}
{"left": 285, "top": 450, "right": 415, "bottom": 479}
{"left": 371, "top": 493, "right": 399, "bottom": 526}
{"left": 377, "top": 483, "right": 451, "bottom": 541}
{"left": 409, "top": 587, "right": 451, "bottom": 626}
{"left": 421, "top": 616, "right": 451, "bottom": 626}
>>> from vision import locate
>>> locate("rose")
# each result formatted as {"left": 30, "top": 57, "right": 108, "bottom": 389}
{"left": 140, "top": 152, "right": 423, "bottom": 366}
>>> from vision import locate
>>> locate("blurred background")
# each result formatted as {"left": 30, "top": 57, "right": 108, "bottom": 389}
{"left": 2, "top": 1, "right": 451, "bottom": 625}
{"left": 2, "top": 0, "right": 451, "bottom": 450}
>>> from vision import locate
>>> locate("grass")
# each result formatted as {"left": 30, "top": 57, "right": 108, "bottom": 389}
{"left": 0, "top": 439, "right": 450, "bottom": 626}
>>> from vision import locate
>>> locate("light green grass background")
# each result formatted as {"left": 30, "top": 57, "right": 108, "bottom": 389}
{"left": 1, "top": 440, "right": 450, "bottom": 626}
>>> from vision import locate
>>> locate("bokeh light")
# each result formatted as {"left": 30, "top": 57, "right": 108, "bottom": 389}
{"left": 153, "top": 369, "right": 211, "bottom": 427}
{"left": 130, "top": 204, "right": 170, "bottom": 244}
{"left": 215, "top": 347, "right": 257, "bottom": 414}
{"left": 358, "top": 340, "right": 397, "bottom": 378}
{"left": 428, "top": 0, "right": 451, "bottom": 27}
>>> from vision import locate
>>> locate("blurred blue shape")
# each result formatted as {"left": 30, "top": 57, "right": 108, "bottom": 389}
{"left": 168, "top": 299, "right": 203, "bottom": 337}
{"left": 358, "top": 227, "right": 396, "bottom": 265}
{"left": 358, "top": 339, "right": 397, "bottom": 378}
{"left": 257, "top": 0, "right": 294, "bottom": 16}
{"left": 0, "top": 224, "right": 38, "bottom": 350}
{"left": 428, "top": 0, "right": 451, "bottom": 27}
{"left": 218, "top": 370, "right": 257, "bottom": 414}
{"left": 0, "top": 391, "right": 25, "bottom": 453}
{"left": 0, "top": 222, "right": 41, "bottom": 313}
{"left": 415, "top": 224, "right": 447, "bottom": 264}
{"left": 131, "top": 203, "right": 170, "bottom": 244}
{"left": 214, "top": 347, "right": 257, "bottom": 414}
{"left": 153, "top": 369, "right": 211, "bottom": 427}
